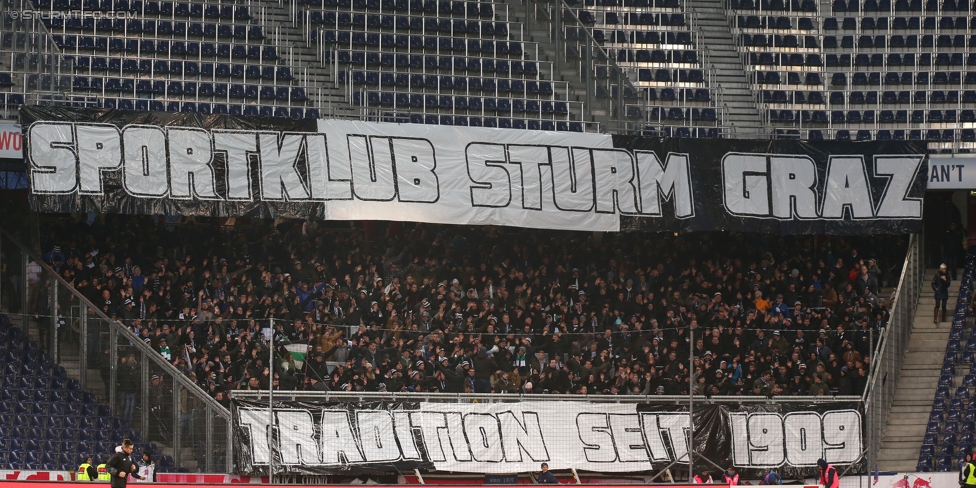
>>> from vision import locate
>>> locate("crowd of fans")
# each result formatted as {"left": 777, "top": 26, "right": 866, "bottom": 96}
{"left": 34, "top": 215, "right": 907, "bottom": 402}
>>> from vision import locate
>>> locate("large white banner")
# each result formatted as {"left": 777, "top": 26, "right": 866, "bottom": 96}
{"left": 0, "top": 122, "right": 22, "bottom": 159}
{"left": 313, "top": 120, "right": 617, "bottom": 231}
{"left": 26, "top": 118, "right": 619, "bottom": 231}
{"left": 234, "top": 400, "right": 862, "bottom": 475}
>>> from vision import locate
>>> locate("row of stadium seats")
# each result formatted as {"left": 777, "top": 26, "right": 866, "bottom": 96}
{"left": 101, "top": 99, "right": 321, "bottom": 117}
{"left": 298, "top": 0, "right": 497, "bottom": 16}
{"left": 52, "top": 37, "right": 280, "bottom": 60}
{"left": 49, "top": 20, "right": 265, "bottom": 37}
{"left": 38, "top": 0, "right": 251, "bottom": 17}
{"left": 757, "top": 89, "right": 976, "bottom": 104}
{"left": 832, "top": 0, "right": 976, "bottom": 11}
{"left": 335, "top": 53, "right": 538, "bottom": 74}
{"left": 327, "top": 36, "right": 525, "bottom": 55}
{"left": 823, "top": 15, "right": 976, "bottom": 29}
{"left": 727, "top": 0, "right": 820, "bottom": 10}
{"left": 352, "top": 91, "right": 572, "bottom": 114}
{"left": 801, "top": 128, "right": 971, "bottom": 140}
{"left": 768, "top": 109, "right": 976, "bottom": 123}
{"left": 342, "top": 71, "right": 554, "bottom": 92}
{"left": 822, "top": 34, "right": 976, "bottom": 49}
{"left": 305, "top": 13, "right": 508, "bottom": 35}
{"left": 70, "top": 77, "right": 308, "bottom": 100}
{"left": 749, "top": 53, "right": 976, "bottom": 70}
{"left": 358, "top": 108, "right": 591, "bottom": 129}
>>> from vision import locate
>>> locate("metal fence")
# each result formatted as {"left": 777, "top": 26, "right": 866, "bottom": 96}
{"left": 862, "top": 234, "right": 923, "bottom": 472}
{"left": 0, "top": 227, "right": 233, "bottom": 473}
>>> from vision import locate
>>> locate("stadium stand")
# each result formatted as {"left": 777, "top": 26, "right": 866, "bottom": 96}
{"left": 30, "top": 216, "right": 904, "bottom": 398}
{"left": 297, "top": 0, "right": 590, "bottom": 130}
{"left": 561, "top": 0, "right": 725, "bottom": 137}
{"left": 919, "top": 249, "right": 976, "bottom": 472}
{"left": 0, "top": 0, "right": 974, "bottom": 146}
{"left": 0, "top": 313, "right": 153, "bottom": 472}
{"left": 725, "top": 0, "right": 976, "bottom": 147}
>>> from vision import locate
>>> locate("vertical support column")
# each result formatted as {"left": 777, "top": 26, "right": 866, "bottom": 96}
{"left": 141, "top": 349, "right": 149, "bottom": 441}
{"left": 227, "top": 413, "right": 235, "bottom": 474}
{"left": 50, "top": 277, "right": 58, "bottom": 360}
{"left": 21, "top": 253, "right": 28, "bottom": 337}
{"left": 269, "top": 317, "right": 275, "bottom": 483}
{"left": 585, "top": 37, "right": 593, "bottom": 122}
{"left": 0, "top": 234, "right": 4, "bottom": 312}
{"left": 617, "top": 71, "right": 626, "bottom": 128}
{"left": 109, "top": 326, "right": 118, "bottom": 413}
{"left": 687, "top": 325, "right": 695, "bottom": 481}
{"left": 205, "top": 406, "right": 214, "bottom": 472}
{"left": 79, "top": 305, "right": 87, "bottom": 391}
{"left": 868, "top": 326, "right": 875, "bottom": 472}
{"left": 173, "top": 383, "right": 182, "bottom": 469}
{"left": 552, "top": 0, "right": 562, "bottom": 76}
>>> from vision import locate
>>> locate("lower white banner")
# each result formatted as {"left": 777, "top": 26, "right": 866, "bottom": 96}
{"left": 233, "top": 398, "right": 863, "bottom": 477}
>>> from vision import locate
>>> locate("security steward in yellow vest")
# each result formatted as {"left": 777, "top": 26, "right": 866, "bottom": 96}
{"left": 96, "top": 457, "right": 111, "bottom": 482}
{"left": 961, "top": 452, "right": 976, "bottom": 488}
{"left": 77, "top": 456, "right": 97, "bottom": 481}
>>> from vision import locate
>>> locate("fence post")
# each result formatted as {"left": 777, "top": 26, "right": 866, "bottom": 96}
{"left": 80, "top": 305, "right": 87, "bottom": 391}
{"left": 141, "top": 349, "right": 149, "bottom": 442}
{"left": 228, "top": 413, "right": 235, "bottom": 473}
{"left": 206, "top": 406, "right": 215, "bottom": 472}
{"left": 21, "top": 253, "right": 28, "bottom": 337}
{"left": 0, "top": 234, "right": 3, "bottom": 311}
{"left": 50, "top": 276, "right": 58, "bottom": 359}
{"left": 173, "top": 384, "right": 182, "bottom": 469}
{"left": 585, "top": 37, "right": 593, "bottom": 122}
{"left": 109, "top": 323, "right": 118, "bottom": 414}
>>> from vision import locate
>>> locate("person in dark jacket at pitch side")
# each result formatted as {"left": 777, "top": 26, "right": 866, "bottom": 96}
{"left": 106, "top": 439, "right": 144, "bottom": 488}
{"left": 538, "top": 462, "right": 558, "bottom": 484}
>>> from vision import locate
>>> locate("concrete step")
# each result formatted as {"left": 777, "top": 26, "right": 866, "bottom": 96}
{"left": 888, "top": 404, "right": 936, "bottom": 412}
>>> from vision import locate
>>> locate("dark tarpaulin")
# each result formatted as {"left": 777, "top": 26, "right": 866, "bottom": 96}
{"left": 21, "top": 105, "right": 320, "bottom": 220}
{"left": 616, "top": 136, "right": 926, "bottom": 235}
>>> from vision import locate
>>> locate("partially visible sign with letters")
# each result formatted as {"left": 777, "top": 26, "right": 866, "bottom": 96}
{"left": 926, "top": 156, "right": 976, "bottom": 190}
{"left": 0, "top": 122, "right": 22, "bottom": 160}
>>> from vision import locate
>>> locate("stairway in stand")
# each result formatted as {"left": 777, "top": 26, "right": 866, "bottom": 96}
{"left": 877, "top": 268, "right": 962, "bottom": 471}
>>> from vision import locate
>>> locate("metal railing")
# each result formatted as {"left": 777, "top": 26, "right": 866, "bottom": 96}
{"left": 862, "top": 233, "right": 923, "bottom": 472}
{"left": 0, "top": 227, "right": 233, "bottom": 473}
{"left": 234, "top": 390, "right": 862, "bottom": 404}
